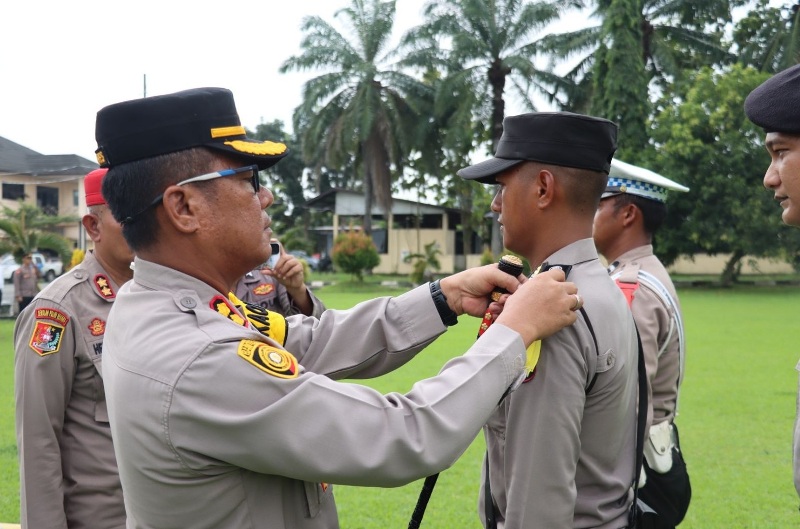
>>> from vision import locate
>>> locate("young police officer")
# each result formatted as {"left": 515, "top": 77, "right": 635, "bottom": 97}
{"left": 14, "top": 168, "right": 134, "bottom": 528}
{"left": 745, "top": 63, "right": 800, "bottom": 501}
{"left": 94, "top": 87, "right": 582, "bottom": 529}
{"left": 459, "top": 112, "right": 639, "bottom": 528}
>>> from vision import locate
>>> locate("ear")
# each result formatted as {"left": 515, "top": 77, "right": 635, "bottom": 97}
{"left": 81, "top": 212, "right": 102, "bottom": 243}
{"left": 161, "top": 186, "right": 203, "bottom": 234}
{"left": 534, "top": 169, "right": 556, "bottom": 208}
{"left": 619, "top": 203, "right": 639, "bottom": 228}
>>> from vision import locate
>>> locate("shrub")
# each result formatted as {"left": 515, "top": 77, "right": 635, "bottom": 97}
{"left": 332, "top": 231, "right": 380, "bottom": 281}
{"left": 68, "top": 248, "right": 85, "bottom": 271}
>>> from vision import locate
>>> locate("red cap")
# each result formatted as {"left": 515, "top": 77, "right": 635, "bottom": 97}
{"left": 84, "top": 168, "right": 108, "bottom": 206}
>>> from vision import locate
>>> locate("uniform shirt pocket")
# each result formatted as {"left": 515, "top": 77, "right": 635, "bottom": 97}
{"left": 596, "top": 348, "right": 616, "bottom": 374}
{"left": 303, "top": 481, "right": 333, "bottom": 518}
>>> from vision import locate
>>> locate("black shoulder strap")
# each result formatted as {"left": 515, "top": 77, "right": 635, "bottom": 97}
{"left": 580, "top": 307, "right": 600, "bottom": 394}
{"left": 629, "top": 323, "right": 648, "bottom": 527}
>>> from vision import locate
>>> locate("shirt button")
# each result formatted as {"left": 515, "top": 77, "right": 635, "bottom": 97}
{"left": 180, "top": 297, "right": 197, "bottom": 309}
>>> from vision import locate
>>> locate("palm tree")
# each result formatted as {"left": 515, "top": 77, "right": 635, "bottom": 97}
{"left": 280, "top": 0, "right": 431, "bottom": 235}
{"left": 402, "top": 0, "right": 572, "bottom": 152}
{"left": 0, "top": 202, "right": 77, "bottom": 263}
{"left": 735, "top": 0, "right": 800, "bottom": 73}
{"left": 542, "top": 0, "right": 741, "bottom": 106}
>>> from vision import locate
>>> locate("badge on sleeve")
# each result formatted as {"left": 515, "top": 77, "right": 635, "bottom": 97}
{"left": 28, "top": 308, "right": 69, "bottom": 356}
{"left": 237, "top": 340, "right": 299, "bottom": 379}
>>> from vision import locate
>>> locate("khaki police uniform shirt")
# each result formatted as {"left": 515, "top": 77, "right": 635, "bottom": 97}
{"left": 481, "top": 238, "right": 639, "bottom": 529}
{"left": 103, "top": 257, "right": 528, "bottom": 529}
{"left": 14, "top": 251, "right": 126, "bottom": 529}
{"left": 13, "top": 263, "right": 40, "bottom": 298}
{"left": 610, "top": 245, "right": 683, "bottom": 430}
{"left": 234, "top": 269, "right": 326, "bottom": 318}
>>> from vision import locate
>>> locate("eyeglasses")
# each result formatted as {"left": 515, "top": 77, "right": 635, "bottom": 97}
{"left": 122, "top": 165, "right": 261, "bottom": 225}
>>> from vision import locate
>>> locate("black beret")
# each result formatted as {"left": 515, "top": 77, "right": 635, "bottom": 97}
{"left": 95, "top": 87, "right": 289, "bottom": 169}
{"left": 457, "top": 111, "right": 618, "bottom": 184}
{"left": 745, "top": 64, "right": 800, "bottom": 134}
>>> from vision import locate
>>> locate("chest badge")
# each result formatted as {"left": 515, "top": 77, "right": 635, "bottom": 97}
{"left": 88, "top": 317, "right": 106, "bottom": 336}
{"left": 252, "top": 283, "right": 274, "bottom": 296}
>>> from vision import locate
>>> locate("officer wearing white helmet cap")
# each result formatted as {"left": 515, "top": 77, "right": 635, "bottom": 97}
{"left": 593, "top": 158, "right": 691, "bottom": 528}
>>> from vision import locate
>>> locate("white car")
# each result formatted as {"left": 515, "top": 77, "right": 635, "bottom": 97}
{"left": 1, "top": 254, "right": 19, "bottom": 283}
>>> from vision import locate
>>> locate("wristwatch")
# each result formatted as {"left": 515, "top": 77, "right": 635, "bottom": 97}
{"left": 430, "top": 279, "right": 458, "bottom": 327}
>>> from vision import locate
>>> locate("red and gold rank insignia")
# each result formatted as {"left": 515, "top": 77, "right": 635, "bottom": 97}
{"left": 28, "top": 308, "right": 69, "bottom": 356}
{"left": 88, "top": 317, "right": 106, "bottom": 336}
{"left": 237, "top": 340, "right": 299, "bottom": 379}
{"left": 210, "top": 295, "right": 246, "bottom": 327}
{"left": 94, "top": 274, "right": 115, "bottom": 299}
{"left": 252, "top": 283, "right": 274, "bottom": 296}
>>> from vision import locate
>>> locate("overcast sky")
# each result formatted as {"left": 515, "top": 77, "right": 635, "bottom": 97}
{"left": 0, "top": 0, "right": 433, "bottom": 162}
{"left": 1, "top": 1, "right": 780, "bottom": 165}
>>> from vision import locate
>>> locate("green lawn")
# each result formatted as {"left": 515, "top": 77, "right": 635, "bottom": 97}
{"left": 1, "top": 283, "right": 799, "bottom": 527}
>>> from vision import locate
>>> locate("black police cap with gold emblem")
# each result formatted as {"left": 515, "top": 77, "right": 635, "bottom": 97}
{"left": 745, "top": 63, "right": 800, "bottom": 134}
{"left": 457, "top": 111, "right": 618, "bottom": 184}
{"left": 95, "top": 87, "right": 288, "bottom": 169}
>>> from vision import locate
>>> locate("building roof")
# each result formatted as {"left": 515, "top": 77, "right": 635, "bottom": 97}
{"left": 304, "top": 188, "right": 461, "bottom": 216}
{"left": 0, "top": 135, "right": 97, "bottom": 179}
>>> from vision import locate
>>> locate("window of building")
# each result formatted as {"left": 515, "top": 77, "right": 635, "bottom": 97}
{"left": 37, "top": 186, "right": 59, "bottom": 216}
{"left": 2, "top": 183, "right": 25, "bottom": 200}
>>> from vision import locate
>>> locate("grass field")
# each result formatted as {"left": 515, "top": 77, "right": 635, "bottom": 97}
{"left": 1, "top": 281, "right": 799, "bottom": 527}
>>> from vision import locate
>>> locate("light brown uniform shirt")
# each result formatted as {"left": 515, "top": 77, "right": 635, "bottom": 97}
{"left": 610, "top": 245, "right": 684, "bottom": 430}
{"left": 481, "top": 238, "right": 639, "bottom": 529}
{"left": 13, "top": 262, "right": 40, "bottom": 298}
{"left": 103, "top": 257, "right": 528, "bottom": 529}
{"left": 234, "top": 269, "right": 326, "bottom": 318}
{"left": 14, "top": 251, "right": 126, "bottom": 529}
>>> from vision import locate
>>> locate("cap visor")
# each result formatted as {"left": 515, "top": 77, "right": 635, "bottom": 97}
{"left": 457, "top": 158, "right": 523, "bottom": 183}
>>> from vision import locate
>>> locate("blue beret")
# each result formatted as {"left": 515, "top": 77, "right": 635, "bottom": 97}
{"left": 745, "top": 64, "right": 800, "bottom": 134}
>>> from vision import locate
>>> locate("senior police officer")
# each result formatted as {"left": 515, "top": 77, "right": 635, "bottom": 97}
{"left": 745, "top": 63, "right": 800, "bottom": 501}
{"left": 593, "top": 159, "right": 691, "bottom": 528}
{"left": 94, "top": 87, "right": 583, "bottom": 529}
{"left": 458, "top": 112, "right": 639, "bottom": 528}
{"left": 14, "top": 168, "right": 134, "bottom": 529}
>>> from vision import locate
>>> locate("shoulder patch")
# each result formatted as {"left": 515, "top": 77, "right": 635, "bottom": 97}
{"left": 237, "top": 340, "right": 299, "bottom": 378}
{"left": 28, "top": 308, "right": 69, "bottom": 356}
{"left": 94, "top": 274, "right": 116, "bottom": 299}
{"left": 252, "top": 283, "right": 275, "bottom": 296}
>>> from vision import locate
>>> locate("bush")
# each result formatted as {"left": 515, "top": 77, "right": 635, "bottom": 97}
{"left": 480, "top": 248, "right": 495, "bottom": 266}
{"left": 68, "top": 248, "right": 85, "bottom": 271}
{"left": 332, "top": 231, "right": 380, "bottom": 281}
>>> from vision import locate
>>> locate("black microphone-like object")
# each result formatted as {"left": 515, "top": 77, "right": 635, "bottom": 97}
{"left": 477, "top": 255, "right": 525, "bottom": 339}
{"left": 408, "top": 254, "right": 524, "bottom": 529}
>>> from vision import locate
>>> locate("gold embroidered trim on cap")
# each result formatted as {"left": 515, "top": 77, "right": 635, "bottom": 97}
{"left": 210, "top": 125, "right": 246, "bottom": 138}
{"left": 224, "top": 140, "right": 287, "bottom": 156}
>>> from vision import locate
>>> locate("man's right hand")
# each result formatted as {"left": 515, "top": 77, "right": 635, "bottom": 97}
{"left": 494, "top": 269, "right": 579, "bottom": 346}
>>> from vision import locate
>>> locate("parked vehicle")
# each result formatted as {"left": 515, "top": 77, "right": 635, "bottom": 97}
{"left": 288, "top": 250, "right": 320, "bottom": 271}
{"left": 1, "top": 252, "right": 64, "bottom": 283}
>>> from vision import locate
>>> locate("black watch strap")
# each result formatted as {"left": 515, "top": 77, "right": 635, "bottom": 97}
{"left": 430, "top": 279, "right": 458, "bottom": 327}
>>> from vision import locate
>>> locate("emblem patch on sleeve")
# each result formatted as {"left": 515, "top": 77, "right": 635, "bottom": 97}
{"left": 28, "top": 308, "right": 69, "bottom": 356}
{"left": 237, "top": 340, "right": 299, "bottom": 379}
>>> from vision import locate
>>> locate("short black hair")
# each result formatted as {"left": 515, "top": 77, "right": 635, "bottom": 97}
{"left": 102, "top": 147, "right": 218, "bottom": 251}
{"left": 557, "top": 165, "right": 609, "bottom": 215}
{"left": 611, "top": 194, "right": 667, "bottom": 235}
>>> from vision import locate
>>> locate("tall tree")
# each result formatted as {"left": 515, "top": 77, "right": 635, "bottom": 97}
{"left": 590, "top": 0, "right": 650, "bottom": 157}
{"left": 644, "top": 64, "right": 800, "bottom": 285}
{"left": 280, "top": 0, "right": 430, "bottom": 235}
{"left": 734, "top": 0, "right": 800, "bottom": 73}
{"left": 0, "top": 202, "right": 77, "bottom": 264}
{"left": 543, "top": 0, "right": 741, "bottom": 121}
{"left": 403, "top": 0, "right": 571, "bottom": 152}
